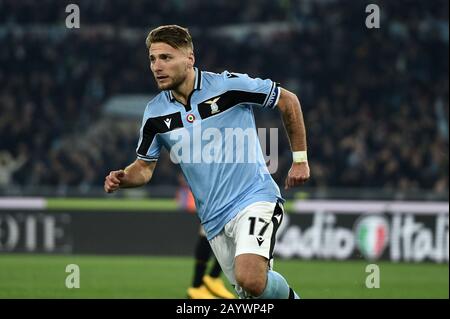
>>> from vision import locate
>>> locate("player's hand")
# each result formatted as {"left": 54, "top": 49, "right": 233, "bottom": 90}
{"left": 104, "top": 170, "right": 126, "bottom": 193}
{"left": 284, "top": 162, "right": 310, "bottom": 190}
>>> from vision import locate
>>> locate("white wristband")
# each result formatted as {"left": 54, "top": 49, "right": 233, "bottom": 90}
{"left": 293, "top": 151, "right": 308, "bottom": 163}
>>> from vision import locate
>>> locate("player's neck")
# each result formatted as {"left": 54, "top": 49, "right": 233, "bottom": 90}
{"left": 171, "top": 68, "right": 196, "bottom": 106}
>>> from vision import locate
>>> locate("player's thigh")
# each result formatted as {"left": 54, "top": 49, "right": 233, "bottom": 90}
{"left": 209, "top": 231, "right": 237, "bottom": 284}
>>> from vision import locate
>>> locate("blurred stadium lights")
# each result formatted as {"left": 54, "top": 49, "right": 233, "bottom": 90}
{"left": 210, "top": 21, "right": 296, "bottom": 41}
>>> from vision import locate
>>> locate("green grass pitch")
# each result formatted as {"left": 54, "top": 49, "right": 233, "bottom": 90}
{"left": 0, "top": 254, "right": 447, "bottom": 298}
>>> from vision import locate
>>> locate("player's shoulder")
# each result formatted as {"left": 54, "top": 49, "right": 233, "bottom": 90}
{"left": 201, "top": 70, "right": 252, "bottom": 88}
{"left": 201, "top": 70, "right": 247, "bottom": 80}
{"left": 143, "top": 91, "right": 170, "bottom": 118}
{"left": 222, "top": 70, "right": 250, "bottom": 81}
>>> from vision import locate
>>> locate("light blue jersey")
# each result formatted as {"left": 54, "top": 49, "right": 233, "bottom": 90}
{"left": 136, "top": 68, "right": 284, "bottom": 240}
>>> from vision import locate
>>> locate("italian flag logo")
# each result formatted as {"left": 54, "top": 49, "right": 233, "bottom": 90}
{"left": 186, "top": 114, "right": 195, "bottom": 123}
{"left": 355, "top": 215, "right": 389, "bottom": 260}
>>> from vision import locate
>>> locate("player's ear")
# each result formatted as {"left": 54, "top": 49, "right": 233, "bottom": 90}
{"left": 187, "top": 51, "right": 195, "bottom": 68}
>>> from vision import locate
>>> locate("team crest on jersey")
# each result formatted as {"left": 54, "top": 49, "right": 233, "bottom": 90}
{"left": 186, "top": 113, "right": 195, "bottom": 123}
{"left": 205, "top": 97, "right": 221, "bottom": 114}
{"left": 210, "top": 102, "right": 219, "bottom": 114}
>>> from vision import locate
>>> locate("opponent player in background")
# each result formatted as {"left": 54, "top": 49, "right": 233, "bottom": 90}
{"left": 176, "top": 174, "right": 235, "bottom": 299}
{"left": 104, "top": 25, "right": 310, "bottom": 299}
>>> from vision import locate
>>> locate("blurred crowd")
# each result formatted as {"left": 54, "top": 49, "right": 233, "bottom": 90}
{"left": 0, "top": 0, "right": 448, "bottom": 195}
{"left": 0, "top": 0, "right": 288, "bottom": 27}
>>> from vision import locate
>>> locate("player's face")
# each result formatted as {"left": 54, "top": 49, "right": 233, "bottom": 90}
{"left": 149, "top": 42, "right": 193, "bottom": 91}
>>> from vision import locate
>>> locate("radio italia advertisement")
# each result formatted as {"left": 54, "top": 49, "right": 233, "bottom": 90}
{"left": 275, "top": 201, "right": 449, "bottom": 263}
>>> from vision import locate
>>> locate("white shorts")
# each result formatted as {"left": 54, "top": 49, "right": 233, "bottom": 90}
{"left": 209, "top": 201, "right": 284, "bottom": 287}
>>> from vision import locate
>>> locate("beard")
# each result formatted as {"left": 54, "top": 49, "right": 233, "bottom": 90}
{"left": 156, "top": 69, "right": 188, "bottom": 91}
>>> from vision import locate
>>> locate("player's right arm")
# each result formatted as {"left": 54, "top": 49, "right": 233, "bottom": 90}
{"left": 104, "top": 159, "right": 157, "bottom": 193}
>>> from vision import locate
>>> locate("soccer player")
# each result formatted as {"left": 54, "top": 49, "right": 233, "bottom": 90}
{"left": 104, "top": 25, "right": 310, "bottom": 299}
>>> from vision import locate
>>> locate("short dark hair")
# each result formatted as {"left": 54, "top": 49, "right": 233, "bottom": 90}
{"left": 145, "top": 25, "right": 193, "bottom": 52}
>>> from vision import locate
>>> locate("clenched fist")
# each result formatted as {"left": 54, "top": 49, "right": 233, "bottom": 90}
{"left": 284, "top": 162, "right": 310, "bottom": 190}
{"left": 104, "top": 170, "right": 126, "bottom": 193}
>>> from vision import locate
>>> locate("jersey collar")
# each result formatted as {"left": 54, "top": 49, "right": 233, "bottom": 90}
{"left": 167, "top": 67, "right": 203, "bottom": 102}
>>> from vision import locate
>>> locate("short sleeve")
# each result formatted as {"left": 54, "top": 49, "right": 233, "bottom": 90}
{"left": 136, "top": 115, "right": 162, "bottom": 162}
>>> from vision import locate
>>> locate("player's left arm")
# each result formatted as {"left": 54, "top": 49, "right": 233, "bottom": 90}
{"left": 276, "top": 87, "right": 310, "bottom": 189}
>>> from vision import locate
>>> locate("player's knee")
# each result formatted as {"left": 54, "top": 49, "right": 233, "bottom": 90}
{"left": 235, "top": 272, "right": 266, "bottom": 297}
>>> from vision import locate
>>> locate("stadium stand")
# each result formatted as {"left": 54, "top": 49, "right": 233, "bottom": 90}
{"left": 0, "top": 0, "right": 448, "bottom": 197}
